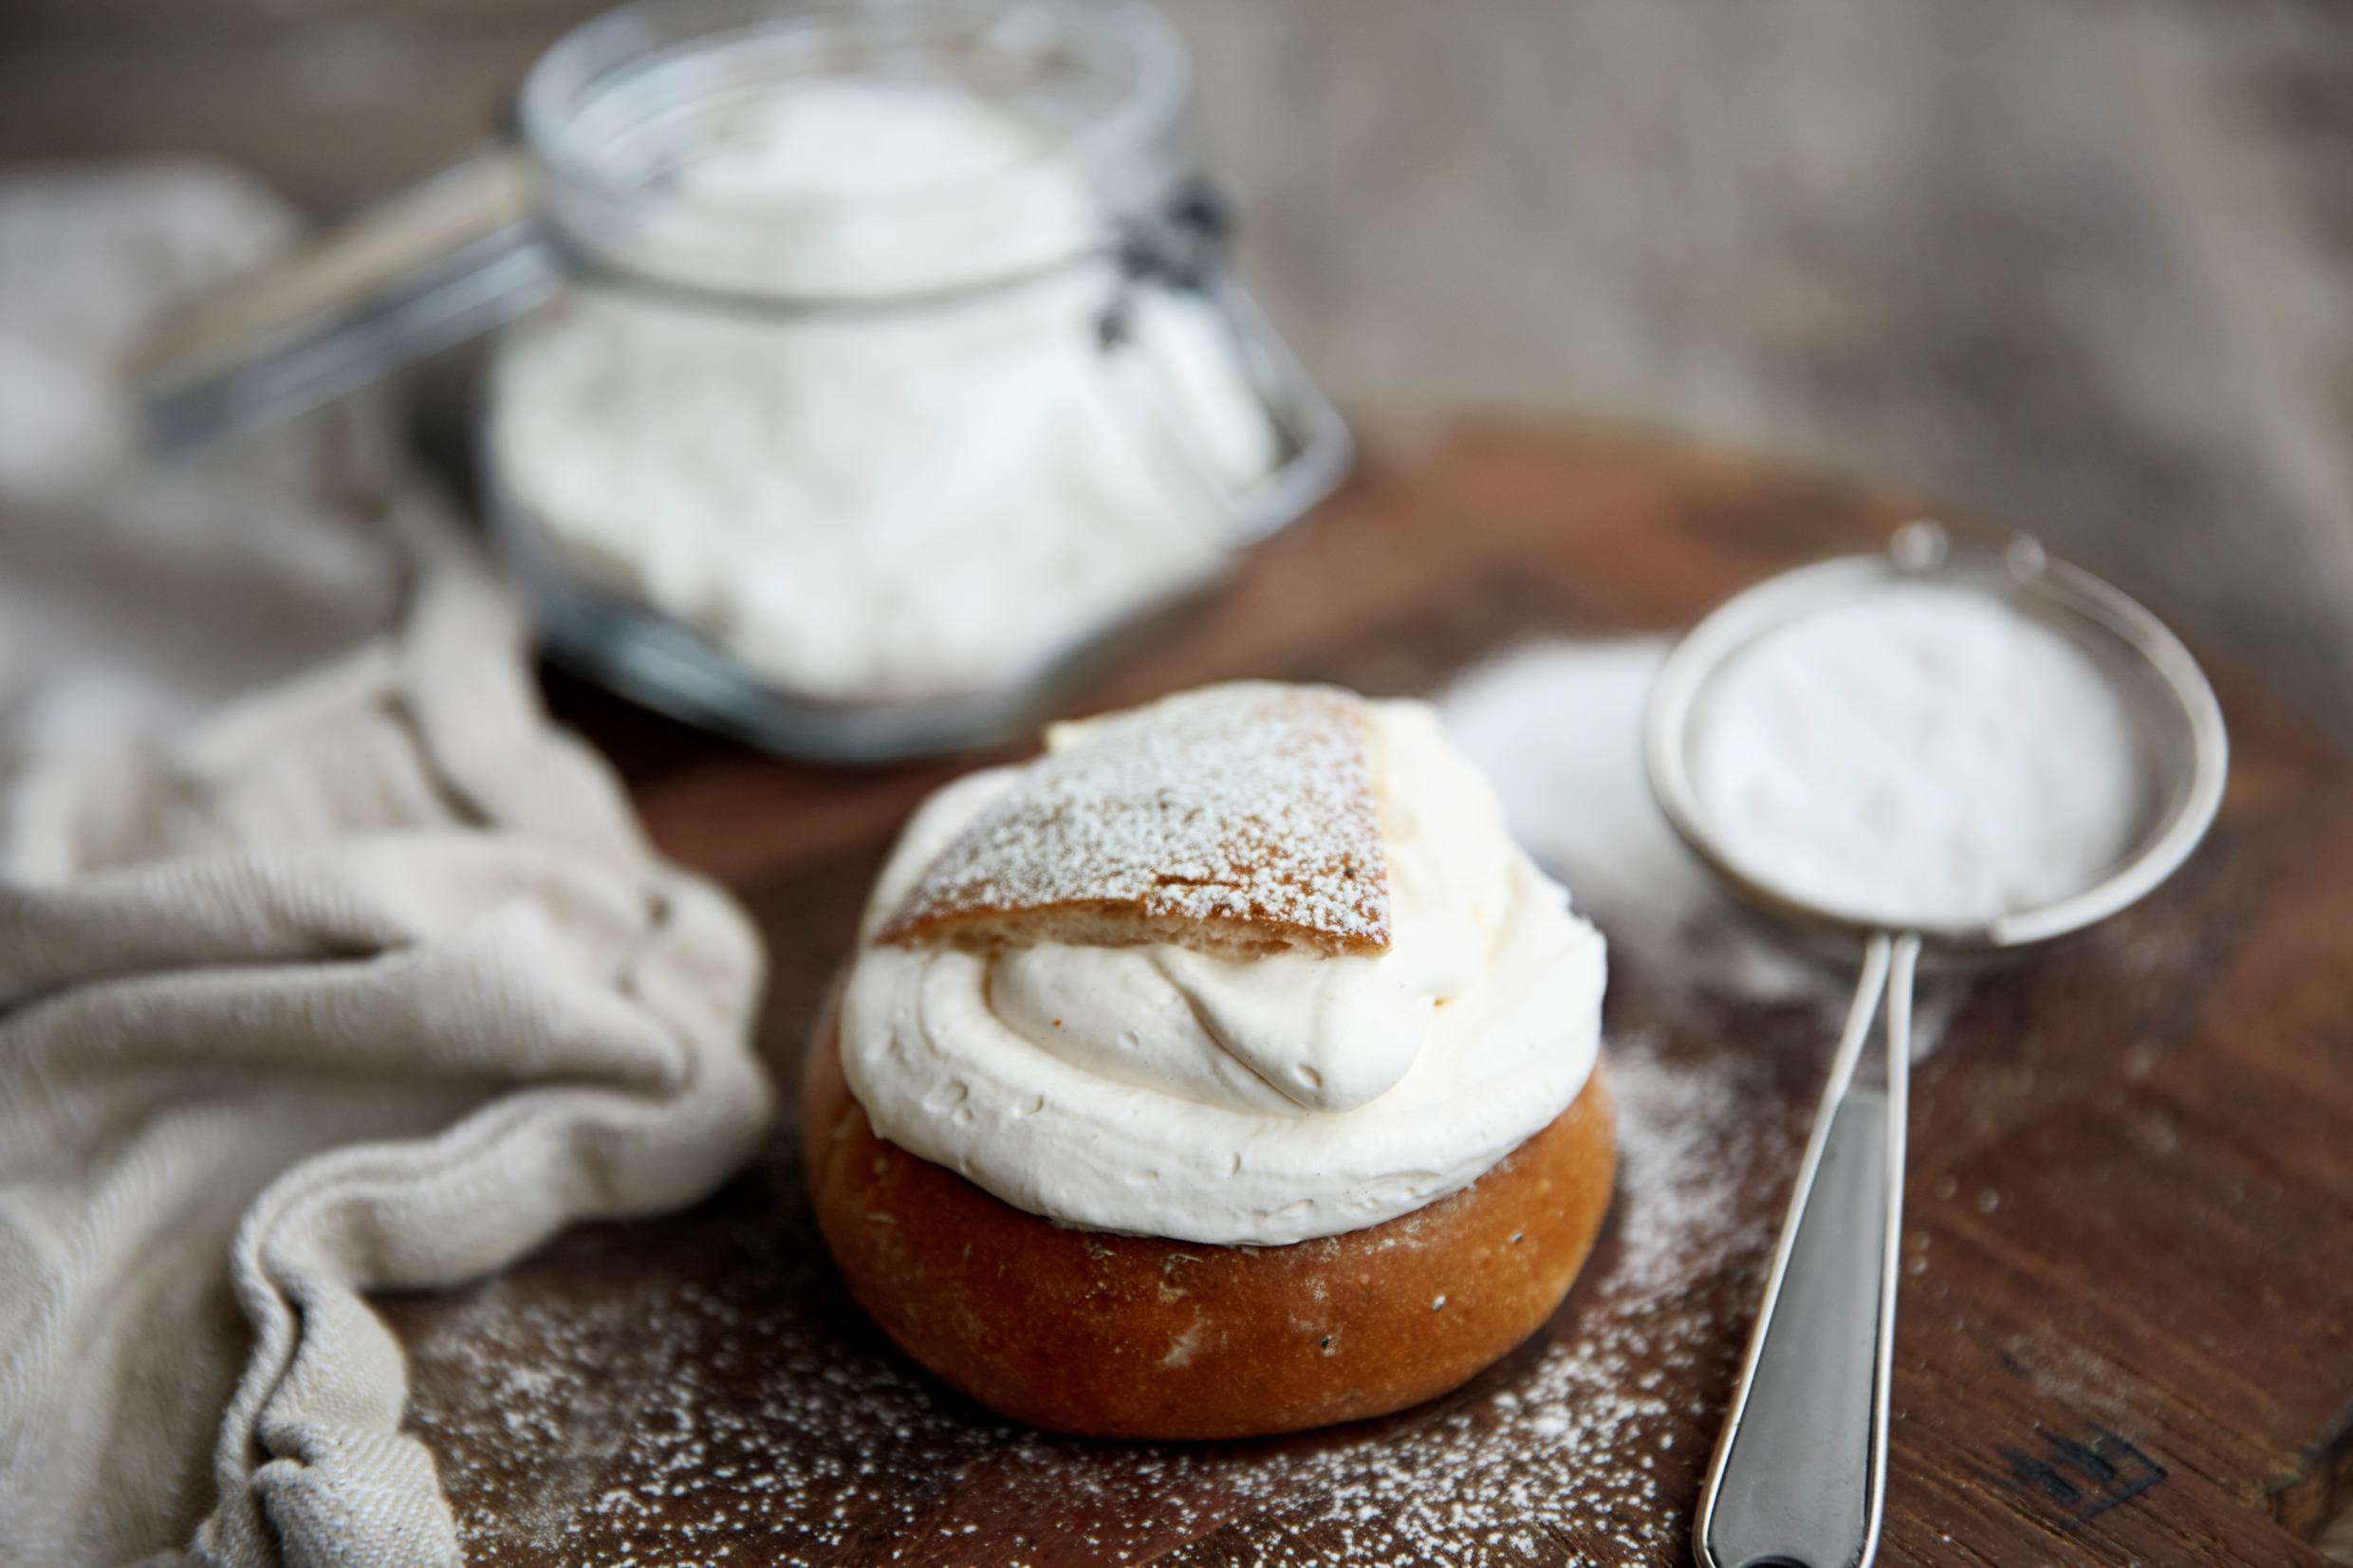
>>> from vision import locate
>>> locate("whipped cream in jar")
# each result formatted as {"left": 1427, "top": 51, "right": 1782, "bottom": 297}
{"left": 485, "top": 0, "right": 1346, "bottom": 758}
{"left": 134, "top": 0, "right": 1347, "bottom": 761}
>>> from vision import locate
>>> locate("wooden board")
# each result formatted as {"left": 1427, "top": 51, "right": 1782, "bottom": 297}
{"left": 380, "top": 424, "right": 2353, "bottom": 1566}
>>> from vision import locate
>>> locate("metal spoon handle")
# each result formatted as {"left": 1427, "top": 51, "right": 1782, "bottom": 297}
{"left": 134, "top": 144, "right": 558, "bottom": 450}
{"left": 1696, "top": 932, "right": 1916, "bottom": 1568}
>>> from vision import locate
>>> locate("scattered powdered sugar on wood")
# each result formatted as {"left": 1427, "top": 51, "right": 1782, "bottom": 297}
{"left": 398, "top": 1037, "right": 1792, "bottom": 1566}
{"left": 392, "top": 644, "right": 1912, "bottom": 1563}
{"left": 878, "top": 681, "right": 1390, "bottom": 958}
{"left": 1137, "top": 1043, "right": 1787, "bottom": 1566}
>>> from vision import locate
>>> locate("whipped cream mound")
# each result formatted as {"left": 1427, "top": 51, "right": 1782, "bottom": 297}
{"left": 838, "top": 697, "right": 1608, "bottom": 1246}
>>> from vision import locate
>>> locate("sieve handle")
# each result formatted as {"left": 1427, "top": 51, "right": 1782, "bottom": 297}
{"left": 1695, "top": 932, "right": 1916, "bottom": 1568}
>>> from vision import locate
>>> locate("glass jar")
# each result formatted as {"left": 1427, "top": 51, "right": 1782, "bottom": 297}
{"left": 137, "top": 0, "right": 1347, "bottom": 761}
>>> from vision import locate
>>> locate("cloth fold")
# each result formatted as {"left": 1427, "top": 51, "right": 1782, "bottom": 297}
{"left": 0, "top": 163, "right": 774, "bottom": 1567}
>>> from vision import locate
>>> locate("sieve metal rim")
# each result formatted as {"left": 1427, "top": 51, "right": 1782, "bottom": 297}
{"left": 1642, "top": 523, "right": 2230, "bottom": 951}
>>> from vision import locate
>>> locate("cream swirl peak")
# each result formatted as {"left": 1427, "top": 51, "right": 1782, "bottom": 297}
{"left": 838, "top": 693, "right": 1607, "bottom": 1245}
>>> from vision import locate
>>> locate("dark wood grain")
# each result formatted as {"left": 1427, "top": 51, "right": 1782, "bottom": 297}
{"left": 374, "top": 424, "right": 2353, "bottom": 1566}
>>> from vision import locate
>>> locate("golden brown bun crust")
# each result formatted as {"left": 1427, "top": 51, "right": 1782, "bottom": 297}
{"left": 803, "top": 998, "right": 1617, "bottom": 1439}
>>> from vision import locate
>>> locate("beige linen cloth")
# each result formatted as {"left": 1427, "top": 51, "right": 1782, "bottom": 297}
{"left": 0, "top": 164, "right": 773, "bottom": 1566}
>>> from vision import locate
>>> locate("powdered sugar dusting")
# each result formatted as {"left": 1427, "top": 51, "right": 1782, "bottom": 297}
{"left": 391, "top": 646, "right": 1883, "bottom": 1562}
{"left": 399, "top": 1038, "right": 1791, "bottom": 1565}
{"left": 880, "top": 682, "right": 1391, "bottom": 957}
{"left": 1687, "top": 582, "right": 2149, "bottom": 930}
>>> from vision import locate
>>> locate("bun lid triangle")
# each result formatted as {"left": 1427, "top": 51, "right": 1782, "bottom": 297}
{"left": 877, "top": 683, "right": 1393, "bottom": 960}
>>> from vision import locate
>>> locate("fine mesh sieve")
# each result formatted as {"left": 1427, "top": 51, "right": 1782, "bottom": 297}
{"left": 1644, "top": 522, "right": 2227, "bottom": 1568}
